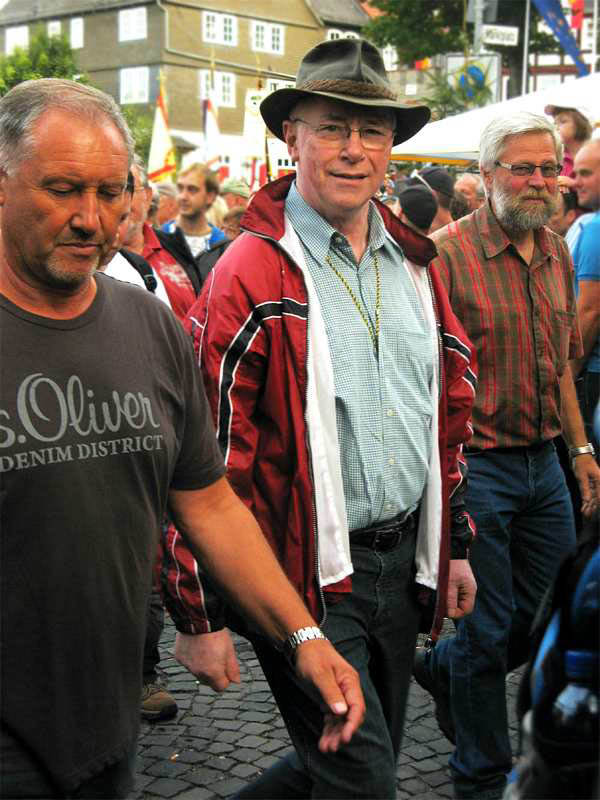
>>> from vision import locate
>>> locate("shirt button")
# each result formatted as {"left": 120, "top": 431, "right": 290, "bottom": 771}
{"left": 386, "top": 409, "right": 395, "bottom": 417}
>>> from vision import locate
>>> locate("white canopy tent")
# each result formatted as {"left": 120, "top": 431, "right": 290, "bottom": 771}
{"left": 392, "top": 73, "right": 600, "bottom": 166}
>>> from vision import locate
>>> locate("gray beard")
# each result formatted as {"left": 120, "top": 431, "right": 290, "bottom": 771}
{"left": 492, "top": 181, "right": 557, "bottom": 232}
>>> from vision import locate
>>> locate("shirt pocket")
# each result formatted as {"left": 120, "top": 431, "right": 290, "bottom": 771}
{"left": 549, "top": 309, "right": 576, "bottom": 376}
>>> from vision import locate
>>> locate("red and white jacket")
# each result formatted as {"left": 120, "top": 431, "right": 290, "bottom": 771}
{"left": 161, "top": 174, "right": 477, "bottom": 643}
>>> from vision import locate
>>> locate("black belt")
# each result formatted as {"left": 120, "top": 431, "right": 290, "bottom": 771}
{"left": 350, "top": 511, "right": 417, "bottom": 552}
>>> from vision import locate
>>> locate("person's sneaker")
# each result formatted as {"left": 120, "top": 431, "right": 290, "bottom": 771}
{"left": 141, "top": 683, "right": 178, "bottom": 721}
{"left": 413, "top": 646, "right": 456, "bottom": 744}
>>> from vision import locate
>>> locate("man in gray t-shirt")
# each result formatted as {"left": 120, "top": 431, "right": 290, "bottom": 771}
{"left": 0, "top": 79, "right": 364, "bottom": 799}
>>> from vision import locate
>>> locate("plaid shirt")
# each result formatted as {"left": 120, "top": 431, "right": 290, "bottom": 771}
{"left": 432, "top": 202, "right": 582, "bottom": 450}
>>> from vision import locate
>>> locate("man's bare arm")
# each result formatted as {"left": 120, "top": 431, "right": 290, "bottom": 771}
{"left": 168, "top": 477, "right": 365, "bottom": 751}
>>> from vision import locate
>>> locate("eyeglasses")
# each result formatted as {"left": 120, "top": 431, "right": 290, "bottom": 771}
{"left": 494, "top": 161, "right": 562, "bottom": 178}
{"left": 290, "top": 118, "right": 395, "bottom": 151}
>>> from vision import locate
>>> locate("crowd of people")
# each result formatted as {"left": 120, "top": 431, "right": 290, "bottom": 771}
{"left": 0, "top": 35, "right": 598, "bottom": 800}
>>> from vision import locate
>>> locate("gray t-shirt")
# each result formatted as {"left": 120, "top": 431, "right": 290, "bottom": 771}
{"left": 0, "top": 274, "right": 225, "bottom": 791}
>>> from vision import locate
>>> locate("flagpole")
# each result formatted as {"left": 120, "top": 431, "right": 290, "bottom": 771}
{"left": 592, "top": 0, "right": 598, "bottom": 73}
{"left": 522, "top": 0, "right": 531, "bottom": 94}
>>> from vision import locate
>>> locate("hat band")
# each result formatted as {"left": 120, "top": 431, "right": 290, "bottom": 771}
{"left": 296, "top": 78, "right": 397, "bottom": 102}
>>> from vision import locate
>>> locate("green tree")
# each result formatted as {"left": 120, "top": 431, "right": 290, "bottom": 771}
{"left": 0, "top": 30, "right": 86, "bottom": 95}
{"left": 121, "top": 106, "right": 154, "bottom": 165}
{"left": 364, "top": 0, "right": 559, "bottom": 99}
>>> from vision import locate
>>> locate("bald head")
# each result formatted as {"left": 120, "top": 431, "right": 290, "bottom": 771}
{"left": 573, "top": 139, "right": 600, "bottom": 211}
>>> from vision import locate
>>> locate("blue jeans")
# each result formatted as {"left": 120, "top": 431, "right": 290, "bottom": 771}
{"left": 236, "top": 525, "right": 420, "bottom": 799}
{"left": 428, "top": 443, "right": 576, "bottom": 799}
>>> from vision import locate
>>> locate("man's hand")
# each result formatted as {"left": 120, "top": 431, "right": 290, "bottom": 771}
{"left": 446, "top": 559, "right": 477, "bottom": 619}
{"left": 174, "top": 628, "right": 241, "bottom": 692}
{"left": 294, "top": 639, "right": 365, "bottom": 753}
{"left": 572, "top": 454, "right": 600, "bottom": 518}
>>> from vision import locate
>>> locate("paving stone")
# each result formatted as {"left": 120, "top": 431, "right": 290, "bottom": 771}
{"left": 144, "top": 777, "right": 190, "bottom": 798}
{"left": 239, "top": 710, "right": 273, "bottom": 723}
{"left": 396, "top": 765, "right": 417, "bottom": 780}
{"left": 240, "top": 722, "right": 271, "bottom": 736}
{"left": 237, "top": 735, "right": 268, "bottom": 748}
{"left": 171, "top": 790, "right": 214, "bottom": 800}
{"left": 212, "top": 719, "right": 243, "bottom": 731}
{"left": 140, "top": 745, "right": 182, "bottom": 760}
{"left": 231, "top": 763, "right": 261, "bottom": 779}
{"left": 140, "top": 733, "right": 180, "bottom": 748}
{"left": 399, "top": 777, "right": 429, "bottom": 794}
{"left": 231, "top": 747, "right": 262, "bottom": 763}
{"left": 215, "top": 729, "right": 247, "bottom": 744}
{"left": 204, "top": 755, "right": 237, "bottom": 773}
{"left": 255, "top": 754, "right": 282, "bottom": 770}
{"left": 422, "top": 769, "right": 451, "bottom": 788}
{"left": 208, "top": 707, "right": 238, "bottom": 720}
{"left": 211, "top": 777, "right": 249, "bottom": 797}
{"left": 207, "top": 741, "right": 235, "bottom": 755}
{"left": 428, "top": 738, "right": 454, "bottom": 755}
{"left": 413, "top": 758, "right": 443, "bottom": 774}
{"left": 410, "top": 724, "right": 441, "bottom": 743}
{"left": 185, "top": 722, "right": 216, "bottom": 737}
{"left": 183, "top": 766, "right": 223, "bottom": 786}
{"left": 402, "top": 743, "right": 435, "bottom": 761}
{"left": 145, "top": 760, "right": 191, "bottom": 779}
{"left": 258, "top": 739, "right": 286, "bottom": 754}
{"left": 172, "top": 749, "right": 208, "bottom": 765}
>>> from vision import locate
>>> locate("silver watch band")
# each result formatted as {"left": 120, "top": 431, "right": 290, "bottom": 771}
{"left": 283, "top": 626, "right": 327, "bottom": 661}
{"left": 569, "top": 443, "right": 596, "bottom": 464}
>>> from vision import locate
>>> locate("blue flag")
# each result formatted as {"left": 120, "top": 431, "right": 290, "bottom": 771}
{"left": 532, "top": 0, "right": 589, "bottom": 76}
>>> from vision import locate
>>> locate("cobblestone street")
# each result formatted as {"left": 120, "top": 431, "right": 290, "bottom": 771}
{"left": 134, "top": 619, "right": 522, "bottom": 799}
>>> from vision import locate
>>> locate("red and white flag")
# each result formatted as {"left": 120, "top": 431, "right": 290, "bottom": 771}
{"left": 148, "top": 74, "right": 176, "bottom": 183}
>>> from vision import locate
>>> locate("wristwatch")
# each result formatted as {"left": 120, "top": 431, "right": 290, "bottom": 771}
{"left": 283, "top": 626, "right": 327, "bottom": 663}
{"left": 569, "top": 442, "right": 596, "bottom": 467}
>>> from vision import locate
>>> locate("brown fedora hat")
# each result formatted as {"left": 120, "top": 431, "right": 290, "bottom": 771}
{"left": 260, "top": 38, "right": 430, "bottom": 147}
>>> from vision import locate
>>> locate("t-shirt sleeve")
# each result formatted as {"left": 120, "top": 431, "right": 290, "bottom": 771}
{"left": 577, "top": 218, "right": 600, "bottom": 283}
{"left": 170, "top": 329, "right": 226, "bottom": 490}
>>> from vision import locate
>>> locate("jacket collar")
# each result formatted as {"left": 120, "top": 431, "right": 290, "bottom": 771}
{"left": 242, "top": 173, "right": 437, "bottom": 268}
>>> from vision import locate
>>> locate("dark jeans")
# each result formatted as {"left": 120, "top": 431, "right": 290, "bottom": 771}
{"left": 575, "top": 370, "right": 600, "bottom": 452}
{"left": 0, "top": 724, "right": 136, "bottom": 799}
{"left": 428, "top": 443, "right": 576, "bottom": 800}
{"left": 236, "top": 525, "right": 420, "bottom": 799}
{"left": 143, "top": 587, "right": 165, "bottom": 682}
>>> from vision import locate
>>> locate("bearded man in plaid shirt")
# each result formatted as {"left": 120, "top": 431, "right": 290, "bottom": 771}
{"left": 414, "top": 111, "right": 600, "bottom": 800}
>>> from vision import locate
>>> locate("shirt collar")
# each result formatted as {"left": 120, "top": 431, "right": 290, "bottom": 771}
{"left": 285, "top": 180, "right": 388, "bottom": 265}
{"left": 475, "top": 199, "right": 556, "bottom": 263}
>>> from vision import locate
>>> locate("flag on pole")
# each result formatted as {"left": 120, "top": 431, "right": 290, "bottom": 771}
{"left": 532, "top": 0, "right": 589, "bottom": 75}
{"left": 202, "top": 97, "right": 221, "bottom": 169}
{"left": 569, "top": 0, "right": 584, "bottom": 30}
{"left": 148, "top": 72, "right": 176, "bottom": 182}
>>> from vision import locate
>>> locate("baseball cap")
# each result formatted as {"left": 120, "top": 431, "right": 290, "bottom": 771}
{"left": 398, "top": 185, "right": 438, "bottom": 232}
{"left": 416, "top": 166, "right": 455, "bottom": 199}
{"left": 220, "top": 178, "right": 251, "bottom": 199}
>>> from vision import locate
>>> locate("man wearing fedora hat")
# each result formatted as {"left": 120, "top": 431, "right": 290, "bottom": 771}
{"left": 169, "top": 38, "right": 477, "bottom": 798}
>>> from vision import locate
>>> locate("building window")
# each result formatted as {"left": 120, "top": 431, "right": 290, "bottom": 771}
{"left": 344, "top": 31, "right": 359, "bottom": 39}
{"left": 251, "top": 21, "right": 284, "bottom": 54}
{"left": 47, "top": 20, "right": 61, "bottom": 37}
{"left": 198, "top": 70, "right": 236, "bottom": 108}
{"left": 120, "top": 67, "right": 149, "bottom": 104}
{"left": 5, "top": 26, "right": 28, "bottom": 55}
{"left": 202, "top": 12, "right": 237, "bottom": 46}
{"left": 70, "top": 17, "right": 84, "bottom": 49}
{"left": 382, "top": 45, "right": 398, "bottom": 71}
{"left": 119, "top": 7, "right": 147, "bottom": 42}
{"left": 266, "top": 79, "right": 294, "bottom": 92}
{"left": 327, "top": 29, "right": 342, "bottom": 40}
